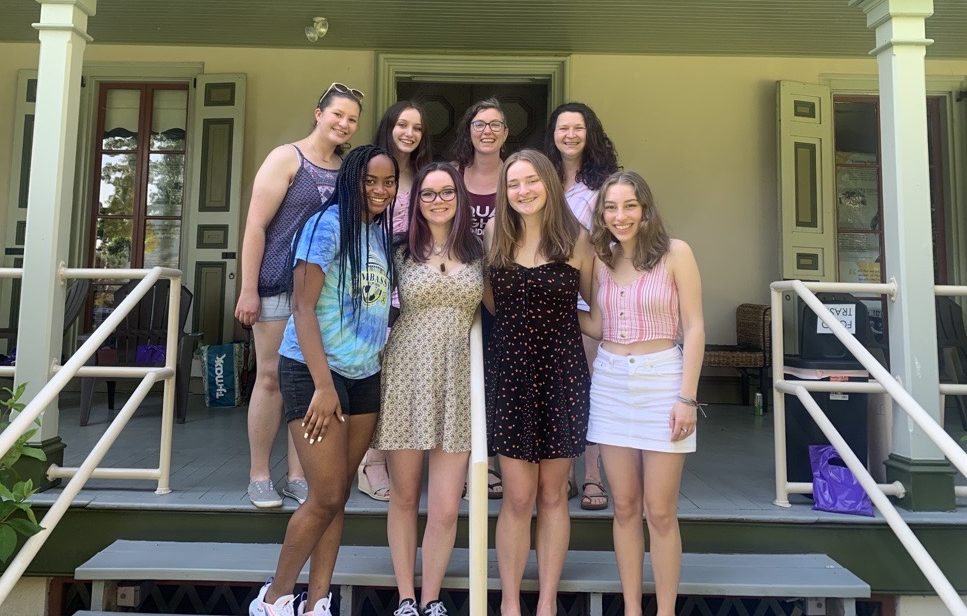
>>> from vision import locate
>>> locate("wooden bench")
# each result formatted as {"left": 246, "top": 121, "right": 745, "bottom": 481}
{"left": 703, "top": 303, "right": 771, "bottom": 406}
{"left": 75, "top": 540, "right": 869, "bottom": 615}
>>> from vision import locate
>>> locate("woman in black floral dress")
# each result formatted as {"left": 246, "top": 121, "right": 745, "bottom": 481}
{"left": 482, "top": 149, "right": 595, "bottom": 616}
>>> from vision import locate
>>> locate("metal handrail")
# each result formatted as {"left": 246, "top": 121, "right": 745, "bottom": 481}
{"left": 467, "top": 309, "right": 487, "bottom": 615}
{"left": 0, "top": 266, "right": 182, "bottom": 607}
{"left": 770, "top": 279, "right": 967, "bottom": 616}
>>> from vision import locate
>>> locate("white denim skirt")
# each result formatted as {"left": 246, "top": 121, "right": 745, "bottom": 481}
{"left": 588, "top": 344, "right": 696, "bottom": 453}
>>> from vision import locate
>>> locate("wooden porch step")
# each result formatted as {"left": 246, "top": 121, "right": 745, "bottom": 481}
{"left": 75, "top": 540, "right": 870, "bottom": 614}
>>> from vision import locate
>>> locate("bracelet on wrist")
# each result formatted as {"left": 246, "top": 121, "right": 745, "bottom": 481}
{"left": 676, "top": 394, "right": 708, "bottom": 417}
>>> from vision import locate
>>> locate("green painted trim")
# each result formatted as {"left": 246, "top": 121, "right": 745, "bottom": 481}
{"left": 884, "top": 454, "right": 957, "bottom": 512}
{"left": 375, "top": 53, "right": 569, "bottom": 122}
{"left": 14, "top": 507, "right": 967, "bottom": 595}
{"left": 10, "top": 437, "right": 65, "bottom": 492}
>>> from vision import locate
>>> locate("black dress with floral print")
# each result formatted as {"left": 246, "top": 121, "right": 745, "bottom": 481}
{"left": 486, "top": 261, "right": 590, "bottom": 463}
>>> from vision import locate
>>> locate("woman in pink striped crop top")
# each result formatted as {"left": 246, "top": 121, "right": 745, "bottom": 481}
{"left": 580, "top": 170, "right": 705, "bottom": 616}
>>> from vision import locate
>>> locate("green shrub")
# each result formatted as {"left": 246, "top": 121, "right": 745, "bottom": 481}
{"left": 0, "top": 384, "right": 45, "bottom": 562}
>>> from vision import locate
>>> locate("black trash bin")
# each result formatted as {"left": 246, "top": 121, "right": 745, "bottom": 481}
{"left": 784, "top": 293, "right": 876, "bottom": 483}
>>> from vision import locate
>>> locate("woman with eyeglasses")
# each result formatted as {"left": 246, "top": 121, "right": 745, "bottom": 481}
{"left": 484, "top": 149, "right": 595, "bottom": 616}
{"left": 250, "top": 145, "right": 398, "bottom": 616}
{"left": 372, "top": 163, "right": 484, "bottom": 616}
{"left": 449, "top": 97, "right": 510, "bottom": 499}
{"left": 356, "top": 101, "right": 434, "bottom": 503}
{"left": 544, "top": 102, "right": 620, "bottom": 512}
{"left": 235, "top": 82, "right": 363, "bottom": 510}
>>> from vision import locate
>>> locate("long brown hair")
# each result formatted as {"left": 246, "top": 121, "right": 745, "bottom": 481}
{"left": 489, "top": 149, "right": 581, "bottom": 269}
{"left": 406, "top": 162, "right": 483, "bottom": 264}
{"left": 591, "top": 171, "right": 670, "bottom": 271}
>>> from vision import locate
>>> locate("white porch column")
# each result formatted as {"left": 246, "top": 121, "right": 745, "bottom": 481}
{"left": 851, "top": 0, "right": 954, "bottom": 510}
{"left": 13, "top": 0, "right": 97, "bottom": 461}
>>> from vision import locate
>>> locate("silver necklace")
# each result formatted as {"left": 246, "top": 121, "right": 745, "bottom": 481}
{"left": 431, "top": 242, "right": 446, "bottom": 256}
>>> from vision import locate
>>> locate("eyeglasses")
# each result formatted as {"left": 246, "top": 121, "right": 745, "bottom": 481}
{"left": 470, "top": 120, "right": 507, "bottom": 133}
{"left": 319, "top": 82, "right": 365, "bottom": 105}
{"left": 418, "top": 188, "right": 457, "bottom": 203}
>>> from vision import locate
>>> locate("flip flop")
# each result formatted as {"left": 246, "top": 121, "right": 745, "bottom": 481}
{"left": 580, "top": 481, "right": 609, "bottom": 511}
{"left": 488, "top": 468, "right": 503, "bottom": 499}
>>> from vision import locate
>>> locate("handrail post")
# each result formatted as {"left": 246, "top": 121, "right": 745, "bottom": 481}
{"left": 467, "top": 310, "right": 488, "bottom": 616}
{"left": 771, "top": 286, "right": 790, "bottom": 507}
{"left": 156, "top": 275, "right": 181, "bottom": 494}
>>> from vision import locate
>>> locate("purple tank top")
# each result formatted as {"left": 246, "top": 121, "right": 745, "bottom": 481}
{"left": 258, "top": 145, "right": 339, "bottom": 296}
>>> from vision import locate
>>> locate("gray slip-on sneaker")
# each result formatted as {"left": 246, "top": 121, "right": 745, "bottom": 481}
{"left": 282, "top": 478, "right": 308, "bottom": 505}
{"left": 248, "top": 479, "right": 283, "bottom": 508}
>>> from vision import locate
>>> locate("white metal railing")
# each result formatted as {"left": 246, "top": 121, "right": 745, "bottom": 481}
{"left": 770, "top": 279, "right": 967, "bottom": 616}
{"left": 467, "top": 309, "right": 487, "bottom": 614}
{"left": 936, "top": 285, "right": 967, "bottom": 499}
{"left": 0, "top": 266, "right": 182, "bottom": 606}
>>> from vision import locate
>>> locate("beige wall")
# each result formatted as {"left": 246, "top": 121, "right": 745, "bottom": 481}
{"left": 2, "top": 42, "right": 965, "bottom": 343}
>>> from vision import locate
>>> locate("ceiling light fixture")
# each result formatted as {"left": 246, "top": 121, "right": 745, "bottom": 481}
{"left": 305, "top": 17, "right": 329, "bottom": 42}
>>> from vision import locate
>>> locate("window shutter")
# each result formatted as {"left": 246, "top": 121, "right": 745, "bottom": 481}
{"left": 777, "top": 80, "right": 836, "bottom": 282}
{"left": 1, "top": 70, "right": 38, "bottom": 353}
{"left": 184, "top": 74, "right": 246, "bottom": 345}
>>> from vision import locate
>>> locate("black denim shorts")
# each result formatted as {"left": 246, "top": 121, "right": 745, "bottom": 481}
{"left": 278, "top": 355, "right": 381, "bottom": 423}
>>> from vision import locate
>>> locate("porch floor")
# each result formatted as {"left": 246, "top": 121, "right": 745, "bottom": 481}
{"left": 32, "top": 390, "right": 967, "bottom": 524}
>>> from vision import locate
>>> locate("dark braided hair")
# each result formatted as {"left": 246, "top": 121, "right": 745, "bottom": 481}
{"left": 543, "top": 102, "right": 619, "bottom": 191}
{"left": 290, "top": 144, "right": 399, "bottom": 319}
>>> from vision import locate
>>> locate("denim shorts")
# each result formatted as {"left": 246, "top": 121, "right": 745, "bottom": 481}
{"left": 259, "top": 293, "right": 291, "bottom": 322}
{"left": 278, "top": 355, "right": 381, "bottom": 423}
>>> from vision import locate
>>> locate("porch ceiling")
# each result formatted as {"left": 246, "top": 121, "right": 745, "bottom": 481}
{"left": 2, "top": 0, "right": 967, "bottom": 58}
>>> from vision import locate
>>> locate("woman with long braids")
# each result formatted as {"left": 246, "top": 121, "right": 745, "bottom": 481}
{"left": 484, "top": 149, "right": 595, "bottom": 616}
{"left": 450, "top": 97, "right": 509, "bottom": 498}
{"left": 373, "top": 163, "right": 484, "bottom": 616}
{"left": 250, "top": 145, "right": 398, "bottom": 616}
{"left": 235, "top": 83, "right": 363, "bottom": 508}
{"left": 583, "top": 171, "right": 704, "bottom": 616}
{"left": 357, "top": 100, "right": 434, "bottom": 503}
{"left": 544, "top": 101, "right": 620, "bottom": 511}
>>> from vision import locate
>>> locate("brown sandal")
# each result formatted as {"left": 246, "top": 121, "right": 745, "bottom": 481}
{"left": 580, "top": 481, "right": 609, "bottom": 511}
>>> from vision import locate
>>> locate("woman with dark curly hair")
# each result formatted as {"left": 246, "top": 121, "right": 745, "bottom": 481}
{"left": 544, "top": 101, "right": 620, "bottom": 512}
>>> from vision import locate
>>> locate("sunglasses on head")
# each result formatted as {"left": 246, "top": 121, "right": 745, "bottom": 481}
{"left": 319, "top": 82, "right": 365, "bottom": 105}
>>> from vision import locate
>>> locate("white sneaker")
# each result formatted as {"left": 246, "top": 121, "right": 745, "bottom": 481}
{"left": 249, "top": 578, "right": 297, "bottom": 616}
{"left": 297, "top": 591, "right": 333, "bottom": 616}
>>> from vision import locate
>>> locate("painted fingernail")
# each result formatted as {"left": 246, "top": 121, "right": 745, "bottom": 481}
{"left": 304, "top": 432, "right": 309, "bottom": 439}
{"left": 309, "top": 438, "right": 314, "bottom": 444}
{"left": 340, "top": 416, "right": 346, "bottom": 423}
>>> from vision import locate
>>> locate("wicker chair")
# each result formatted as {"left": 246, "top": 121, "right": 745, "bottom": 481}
{"left": 703, "top": 303, "right": 772, "bottom": 407}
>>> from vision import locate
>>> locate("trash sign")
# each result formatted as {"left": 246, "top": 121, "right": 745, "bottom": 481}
{"left": 817, "top": 304, "right": 856, "bottom": 335}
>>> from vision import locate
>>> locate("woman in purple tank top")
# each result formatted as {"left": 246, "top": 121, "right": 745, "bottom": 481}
{"left": 235, "top": 83, "right": 363, "bottom": 510}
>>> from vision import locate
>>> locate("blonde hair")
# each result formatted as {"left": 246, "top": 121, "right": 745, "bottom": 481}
{"left": 591, "top": 171, "right": 670, "bottom": 270}
{"left": 489, "top": 149, "right": 581, "bottom": 269}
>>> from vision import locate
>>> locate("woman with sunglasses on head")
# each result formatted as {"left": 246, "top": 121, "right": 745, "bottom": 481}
{"left": 372, "top": 163, "right": 483, "bottom": 616}
{"left": 544, "top": 101, "right": 620, "bottom": 512}
{"left": 582, "top": 171, "right": 704, "bottom": 616}
{"left": 484, "top": 149, "right": 595, "bottom": 616}
{"left": 356, "top": 101, "right": 434, "bottom": 503}
{"left": 235, "top": 82, "right": 363, "bottom": 510}
{"left": 250, "top": 145, "right": 398, "bottom": 616}
{"left": 450, "top": 97, "right": 510, "bottom": 499}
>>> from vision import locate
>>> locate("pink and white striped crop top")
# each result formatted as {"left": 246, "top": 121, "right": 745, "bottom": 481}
{"left": 597, "top": 259, "right": 679, "bottom": 343}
